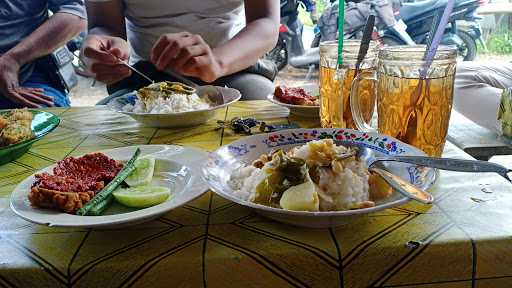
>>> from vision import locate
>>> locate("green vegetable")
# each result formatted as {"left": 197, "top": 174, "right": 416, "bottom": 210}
{"left": 88, "top": 195, "right": 114, "bottom": 216}
{"left": 113, "top": 185, "right": 171, "bottom": 208}
{"left": 254, "top": 150, "right": 308, "bottom": 207}
{"left": 76, "top": 148, "right": 141, "bottom": 216}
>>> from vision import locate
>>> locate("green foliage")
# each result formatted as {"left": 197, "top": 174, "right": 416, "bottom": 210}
{"left": 298, "top": 0, "right": 330, "bottom": 28}
{"left": 486, "top": 32, "right": 512, "bottom": 54}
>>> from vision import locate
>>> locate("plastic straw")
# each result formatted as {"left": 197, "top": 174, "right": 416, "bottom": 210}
{"left": 420, "top": 0, "right": 456, "bottom": 78}
{"left": 337, "top": 1, "right": 345, "bottom": 66}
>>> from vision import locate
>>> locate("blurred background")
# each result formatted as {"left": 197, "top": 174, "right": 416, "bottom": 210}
{"left": 69, "top": 0, "right": 512, "bottom": 106}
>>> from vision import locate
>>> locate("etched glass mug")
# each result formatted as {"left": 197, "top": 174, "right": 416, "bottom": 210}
{"left": 350, "top": 45, "right": 457, "bottom": 156}
{"left": 319, "top": 40, "right": 378, "bottom": 128}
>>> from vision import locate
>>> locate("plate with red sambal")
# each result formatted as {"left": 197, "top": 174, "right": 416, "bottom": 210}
{"left": 267, "top": 84, "right": 319, "bottom": 118}
{"left": 10, "top": 145, "right": 208, "bottom": 228}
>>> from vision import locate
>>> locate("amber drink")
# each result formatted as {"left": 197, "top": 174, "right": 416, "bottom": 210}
{"left": 350, "top": 45, "right": 457, "bottom": 156}
{"left": 319, "top": 40, "right": 378, "bottom": 128}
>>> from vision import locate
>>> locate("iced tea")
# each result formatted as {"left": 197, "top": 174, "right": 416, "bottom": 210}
{"left": 377, "top": 75, "right": 454, "bottom": 156}
{"left": 320, "top": 67, "right": 376, "bottom": 128}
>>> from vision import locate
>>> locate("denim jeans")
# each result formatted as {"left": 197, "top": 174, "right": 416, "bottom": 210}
{"left": 0, "top": 64, "right": 69, "bottom": 109}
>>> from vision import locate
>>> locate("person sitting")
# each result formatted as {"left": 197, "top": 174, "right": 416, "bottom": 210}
{"left": 454, "top": 62, "right": 512, "bottom": 132}
{"left": 0, "top": 0, "right": 87, "bottom": 108}
{"left": 81, "top": 0, "right": 279, "bottom": 102}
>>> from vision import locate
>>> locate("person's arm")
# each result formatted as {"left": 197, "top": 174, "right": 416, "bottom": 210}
{"left": 81, "top": 0, "right": 132, "bottom": 84}
{"left": 0, "top": 3, "right": 86, "bottom": 107}
{"left": 211, "top": 0, "right": 280, "bottom": 76}
{"left": 4, "top": 12, "right": 86, "bottom": 69}
{"left": 151, "top": 0, "right": 279, "bottom": 83}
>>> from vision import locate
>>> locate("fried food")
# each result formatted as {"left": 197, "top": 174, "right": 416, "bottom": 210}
{"left": 0, "top": 122, "right": 32, "bottom": 145}
{"left": 28, "top": 187, "right": 96, "bottom": 214}
{"left": 0, "top": 116, "right": 8, "bottom": 130}
{"left": 8, "top": 108, "right": 33, "bottom": 122}
{"left": 29, "top": 153, "right": 123, "bottom": 213}
{"left": 0, "top": 108, "right": 34, "bottom": 147}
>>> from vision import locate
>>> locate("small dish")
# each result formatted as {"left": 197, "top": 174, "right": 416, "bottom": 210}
{"left": 107, "top": 85, "right": 241, "bottom": 128}
{"left": 0, "top": 110, "right": 60, "bottom": 165}
{"left": 267, "top": 84, "right": 319, "bottom": 118}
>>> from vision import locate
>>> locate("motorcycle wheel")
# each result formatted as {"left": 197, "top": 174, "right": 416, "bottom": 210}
{"left": 265, "top": 39, "right": 288, "bottom": 71}
{"left": 456, "top": 30, "right": 477, "bottom": 61}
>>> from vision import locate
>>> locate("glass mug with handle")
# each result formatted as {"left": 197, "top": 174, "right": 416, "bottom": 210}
{"left": 319, "top": 40, "right": 378, "bottom": 129}
{"left": 350, "top": 45, "right": 457, "bottom": 157}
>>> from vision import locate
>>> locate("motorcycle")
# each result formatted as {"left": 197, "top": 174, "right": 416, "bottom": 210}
{"left": 382, "top": 0, "right": 486, "bottom": 61}
{"left": 267, "top": 0, "right": 412, "bottom": 70}
{"left": 265, "top": 0, "right": 316, "bottom": 71}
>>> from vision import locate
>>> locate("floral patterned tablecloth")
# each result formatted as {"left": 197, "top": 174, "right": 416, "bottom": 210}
{"left": 1, "top": 102, "right": 512, "bottom": 288}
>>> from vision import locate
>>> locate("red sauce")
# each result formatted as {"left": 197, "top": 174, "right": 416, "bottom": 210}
{"left": 33, "top": 153, "right": 123, "bottom": 193}
{"left": 274, "top": 86, "right": 318, "bottom": 106}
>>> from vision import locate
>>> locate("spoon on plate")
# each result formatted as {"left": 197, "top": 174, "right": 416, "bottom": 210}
{"left": 330, "top": 149, "right": 435, "bottom": 204}
{"left": 349, "top": 144, "right": 512, "bottom": 181}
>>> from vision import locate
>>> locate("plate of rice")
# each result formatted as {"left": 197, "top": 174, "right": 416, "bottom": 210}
{"left": 202, "top": 128, "right": 436, "bottom": 228}
{"left": 107, "top": 81, "right": 241, "bottom": 128}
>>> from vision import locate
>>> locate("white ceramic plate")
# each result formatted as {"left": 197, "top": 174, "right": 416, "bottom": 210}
{"left": 267, "top": 84, "right": 319, "bottom": 118}
{"left": 107, "top": 85, "right": 241, "bottom": 128}
{"left": 203, "top": 128, "right": 436, "bottom": 228}
{"left": 10, "top": 145, "right": 209, "bottom": 228}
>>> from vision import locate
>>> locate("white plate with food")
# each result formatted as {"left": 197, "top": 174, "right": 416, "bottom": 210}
{"left": 203, "top": 128, "right": 436, "bottom": 228}
{"left": 107, "top": 81, "right": 241, "bottom": 128}
{"left": 267, "top": 84, "right": 320, "bottom": 118}
{"left": 10, "top": 145, "right": 209, "bottom": 228}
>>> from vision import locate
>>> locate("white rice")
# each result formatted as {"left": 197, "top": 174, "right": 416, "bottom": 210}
{"left": 123, "top": 92, "right": 210, "bottom": 114}
{"left": 228, "top": 165, "right": 267, "bottom": 201}
{"left": 315, "top": 159, "right": 369, "bottom": 211}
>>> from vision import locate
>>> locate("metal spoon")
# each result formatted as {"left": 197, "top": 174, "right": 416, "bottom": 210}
{"left": 349, "top": 143, "right": 512, "bottom": 181}
{"left": 369, "top": 167, "right": 434, "bottom": 204}
{"left": 329, "top": 148, "right": 434, "bottom": 204}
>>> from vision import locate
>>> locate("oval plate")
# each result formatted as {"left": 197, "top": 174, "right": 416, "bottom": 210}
{"left": 10, "top": 145, "right": 209, "bottom": 228}
{"left": 0, "top": 110, "right": 60, "bottom": 165}
{"left": 203, "top": 128, "right": 436, "bottom": 228}
{"left": 267, "top": 84, "right": 319, "bottom": 118}
{"left": 107, "top": 85, "right": 241, "bottom": 128}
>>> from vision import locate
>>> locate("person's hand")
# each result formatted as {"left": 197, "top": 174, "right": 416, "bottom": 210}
{"left": 82, "top": 35, "right": 132, "bottom": 84}
{"left": 151, "top": 32, "right": 225, "bottom": 83}
{"left": 0, "top": 54, "right": 54, "bottom": 108}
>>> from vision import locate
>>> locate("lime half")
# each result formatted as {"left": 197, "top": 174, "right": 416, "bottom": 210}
{"left": 113, "top": 186, "right": 171, "bottom": 208}
{"left": 124, "top": 155, "right": 156, "bottom": 187}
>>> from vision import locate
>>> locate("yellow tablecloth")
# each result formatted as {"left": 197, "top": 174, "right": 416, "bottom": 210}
{"left": 1, "top": 102, "right": 512, "bottom": 288}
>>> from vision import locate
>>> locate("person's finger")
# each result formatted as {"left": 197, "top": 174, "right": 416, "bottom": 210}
{"left": 25, "top": 87, "right": 45, "bottom": 93}
{"left": 180, "top": 55, "right": 217, "bottom": 83}
{"left": 151, "top": 32, "right": 190, "bottom": 63}
{"left": 153, "top": 34, "right": 199, "bottom": 70}
{"left": 171, "top": 44, "right": 207, "bottom": 72}
{"left": 83, "top": 46, "right": 119, "bottom": 64}
{"left": 181, "top": 55, "right": 208, "bottom": 73}
{"left": 18, "top": 90, "right": 55, "bottom": 107}
{"left": 109, "top": 47, "right": 129, "bottom": 61}
{"left": 91, "top": 63, "right": 131, "bottom": 76}
{"left": 6, "top": 89, "right": 40, "bottom": 108}
{"left": 24, "top": 90, "right": 54, "bottom": 101}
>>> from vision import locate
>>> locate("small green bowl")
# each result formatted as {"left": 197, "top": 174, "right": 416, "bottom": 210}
{"left": 0, "top": 110, "right": 60, "bottom": 165}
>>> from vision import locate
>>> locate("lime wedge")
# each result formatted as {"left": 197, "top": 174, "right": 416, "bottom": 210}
{"left": 124, "top": 155, "right": 156, "bottom": 187}
{"left": 113, "top": 186, "right": 171, "bottom": 208}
